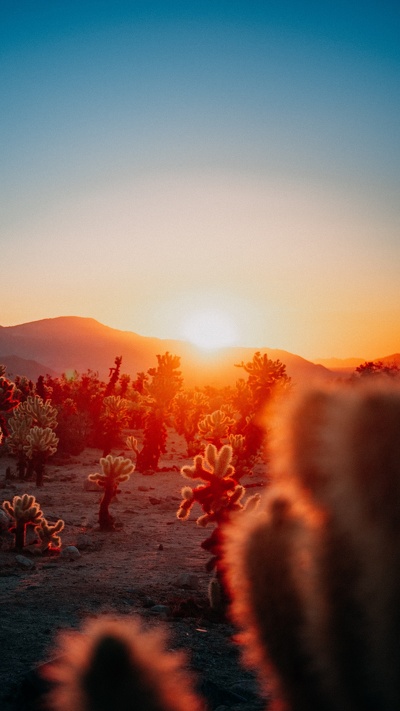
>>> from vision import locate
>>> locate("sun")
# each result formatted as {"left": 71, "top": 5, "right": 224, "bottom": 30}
{"left": 181, "top": 308, "right": 238, "bottom": 350}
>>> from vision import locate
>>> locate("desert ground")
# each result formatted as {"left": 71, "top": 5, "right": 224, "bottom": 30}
{"left": 0, "top": 428, "right": 269, "bottom": 711}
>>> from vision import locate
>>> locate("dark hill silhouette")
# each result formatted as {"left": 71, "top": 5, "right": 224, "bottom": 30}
{"left": 1, "top": 355, "right": 59, "bottom": 382}
{"left": 0, "top": 316, "right": 340, "bottom": 387}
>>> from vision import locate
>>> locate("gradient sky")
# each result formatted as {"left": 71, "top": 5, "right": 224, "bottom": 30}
{"left": 1, "top": 0, "right": 399, "bottom": 360}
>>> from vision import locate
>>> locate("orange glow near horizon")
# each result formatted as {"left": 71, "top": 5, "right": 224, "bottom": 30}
{"left": 181, "top": 308, "right": 239, "bottom": 351}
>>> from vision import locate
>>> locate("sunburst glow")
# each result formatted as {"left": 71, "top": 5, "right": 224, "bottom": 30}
{"left": 182, "top": 308, "right": 238, "bottom": 350}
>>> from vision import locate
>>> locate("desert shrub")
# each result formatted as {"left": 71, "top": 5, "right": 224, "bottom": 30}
{"left": 352, "top": 359, "right": 400, "bottom": 381}
{"left": 55, "top": 398, "right": 91, "bottom": 455}
{"left": 234, "top": 351, "right": 291, "bottom": 459}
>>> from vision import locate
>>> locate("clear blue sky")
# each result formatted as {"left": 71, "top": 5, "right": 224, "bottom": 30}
{"left": 1, "top": 1, "right": 399, "bottom": 359}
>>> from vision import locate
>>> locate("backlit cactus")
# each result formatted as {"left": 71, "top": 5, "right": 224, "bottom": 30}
{"left": 197, "top": 409, "right": 235, "bottom": 448}
{"left": 88, "top": 455, "right": 135, "bottom": 530}
{"left": 0, "top": 370, "right": 19, "bottom": 441}
{"left": 24, "top": 425, "right": 59, "bottom": 486}
{"left": 223, "top": 383, "right": 400, "bottom": 711}
{"left": 100, "top": 395, "right": 130, "bottom": 456}
{"left": 37, "top": 517, "right": 65, "bottom": 552}
{"left": 22, "top": 394, "right": 58, "bottom": 429}
{"left": 178, "top": 443, "right": 259, "bottom": 577}
{"left": 2, "top": 493, "right": 44, "bottom": 550}
{"left": 43, "top": 616, "right": 203, "bottom": 711}
{"left": 7, "top": 395, "right": 58, "bottom": 483}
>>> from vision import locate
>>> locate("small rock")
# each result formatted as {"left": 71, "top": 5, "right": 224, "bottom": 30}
{"left": 138, "top": 485, "right": 150, "bottom": 492}
{"left": 61, "top": 546, "right": 81, "bottom": 560}
{"left": 15, "top": 555, "right": 35, "bottom": 570}
{"left": 0, "top": 509, "right": 10, "bottom": 531}
{"left": 158, "top": 543, "right": 164, "bottom": 551}
{"left": 76, "top": 533, "right": 93, "bottom": 550}
{"left": 142, "top": 596, "right": 156, "bottom": 608}
{"left": 149, "top": 497, "right": 161, "bottom": 505}
{"left": 150, "top": 604, "right": 170, "bottom": 617}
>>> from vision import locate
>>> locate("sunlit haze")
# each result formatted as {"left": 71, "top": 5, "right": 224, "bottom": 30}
{"left": 1, "top": 1, "right": 399, "bottom": 360}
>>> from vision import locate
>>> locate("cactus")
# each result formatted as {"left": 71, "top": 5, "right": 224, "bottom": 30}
{"left": 100, "top": 395, "right": 130, "bottom": 456}
{"left": 43, "top": 615, "right": 203, "bottom": 711}
{"left": 197, "top": 409, "right": 235, "bottom": 448}
{"left": 2, "top": 494, "right": 44, "bottom": 550}
{"left": 24, "top": 426, "right": 59, "bottom": 486}
{"left": 36, "top": 517, "right": 65, "bottom": 552}
{"left": 7, "top": 396, "right": 58, "bottom": 483}
{"left": 178, "top": 443, "right": 259, "bottom": 579}
{"left": 172, "top": 390, "right": 209, "bottom": 456}
{"left": 135, "top": 353, "right": 183, "bottom": 472}
{"left": 22, "top": 394, "right": 58, "bottom": 429}
{"left": 7, "top": 412, "right": 34, "bottom": 479}
{"left": 88, "top": 455, "right": 135, "bottom": 530}
{"left": 0, "top": 372, "right": 19, "bottom": 441}
{"left": 223, "top": 383, "right": 400, "bottom": 711}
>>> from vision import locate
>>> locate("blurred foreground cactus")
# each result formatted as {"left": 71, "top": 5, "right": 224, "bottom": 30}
{"left": 223, "top": 383, "right": 400, "bottom": 711}
{"left": 88, "top": 455, "right": 135, "bottom": 530}
{"left": 43, "top": 616, "right": 203, "bottom": 711}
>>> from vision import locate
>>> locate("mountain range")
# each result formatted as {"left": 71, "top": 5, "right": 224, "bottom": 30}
{"left": 0, "top": 316, "right": 396, "bottom": 387}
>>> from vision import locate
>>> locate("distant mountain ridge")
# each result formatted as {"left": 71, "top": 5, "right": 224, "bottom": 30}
{"left": 0, "top": 316, "right": 390, "bottom": 387}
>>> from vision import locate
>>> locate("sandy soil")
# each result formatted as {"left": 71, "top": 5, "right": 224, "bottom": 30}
{"left": 0, "top": 429, "right": 269, "bottom": 711}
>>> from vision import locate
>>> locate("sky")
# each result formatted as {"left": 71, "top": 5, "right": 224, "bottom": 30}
{"left": 1, "top": 0, "right": 399, "bottom": 360}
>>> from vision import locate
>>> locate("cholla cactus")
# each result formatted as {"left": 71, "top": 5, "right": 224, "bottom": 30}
{"left": 22, "top": 394, "right": 58, "bottom": 429}
{"left": 126, "top": 435, "right": 139, "bottom": 456}
{"left": 7, "top": 413, "right": 34, "bottom": 479}
{"left": 2, "top": 494, "right": 44, "bottom": 550}
{"left": 88, "top": 455, "right": 135, "bottom": 530}
{"left": 223, "top": 383, "right": 400, "bottom": 711}
{"left": 37, "top": 518, "right": 65, "bottom": 552}
{"left": 43, "top": 616, "right": 203, "bottom": 711}
{"left": 197, "top": 409, "right": 235, "bottom": 448}
{"left": 178, "top": 444, "right": 259, "bottom": 575}
{"left": 0, "top": 371, "right": 19, "bottom": 441}
{"left": 7, "top": 396, "right": 58, "bottom": 481}
{"left": 24, "top": 426, "right": 59, "bottom": 487}
{"left": 100, "top": 395, "right": 130, "bottom": 457}
{"left": 172, "top": 391, "right": 209, "bottom": 456}
{"left": 178, "top": 444, "right": 238, "bottom": 525}
{"left": 228, "top": 433, "right": 255, "bottom": 480}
